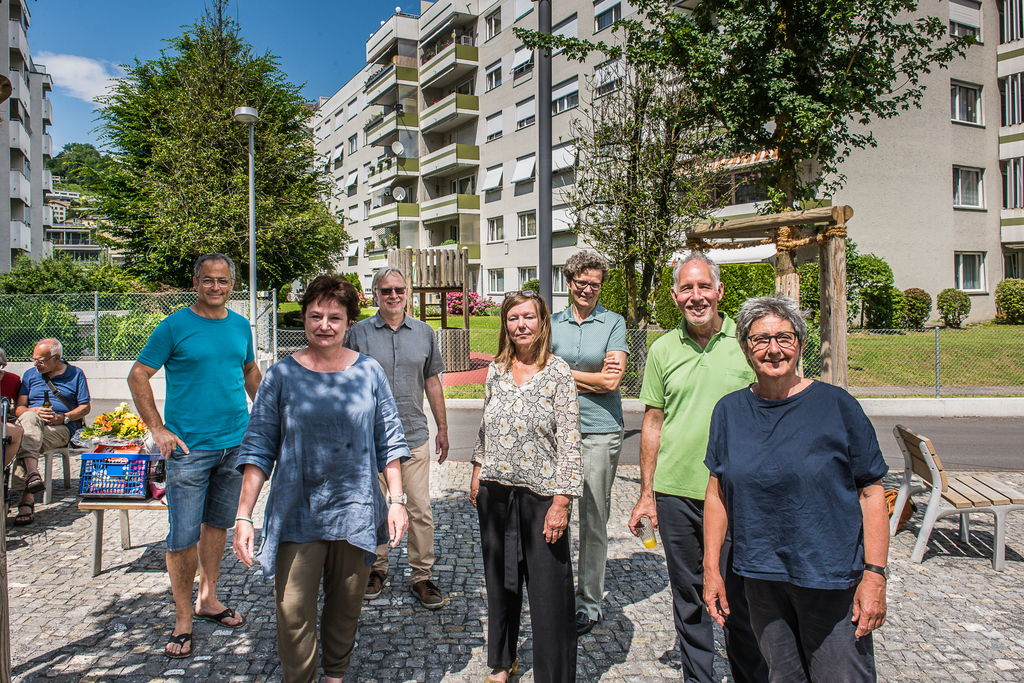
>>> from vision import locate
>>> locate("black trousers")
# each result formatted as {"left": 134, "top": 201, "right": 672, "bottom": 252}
{"left": 657, "top": 493, "right": 768, "bottom": 683}
{"left": 477, "top": 480, "right": 577, "bottom": 683}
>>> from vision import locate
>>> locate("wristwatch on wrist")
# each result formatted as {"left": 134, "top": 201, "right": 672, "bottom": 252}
{"left": 387, "top": 493, "right": 407, "bottom": 506}
{"left": 863, "top": 563, "right": 889, "bottom": 580}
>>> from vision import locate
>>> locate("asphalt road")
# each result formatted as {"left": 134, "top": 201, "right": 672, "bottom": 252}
{"left": 436, "top": 409, "right": 1023, "bottom": 472}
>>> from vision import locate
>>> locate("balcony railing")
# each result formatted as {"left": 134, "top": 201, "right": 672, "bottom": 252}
{"left": 420, "top": 193, "right": 480, "bottom": 223}
{"left": 420, "top": 43, "right": 478, "bottom": 89}
{"left": 421, "top": 143, "right": 480, "bottom": 178}
{"left": 367, "top": 156, "right": 420, "bottom": 186}
{"left": 420, "top": 93, "right": 478, "bottom": 133}
{"left": 367, "top": 202, "right": 419, "bottom": 228}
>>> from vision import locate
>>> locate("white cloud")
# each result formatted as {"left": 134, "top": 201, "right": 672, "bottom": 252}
{"left": 34, "top": 51, "right": 124, "bottom": 104}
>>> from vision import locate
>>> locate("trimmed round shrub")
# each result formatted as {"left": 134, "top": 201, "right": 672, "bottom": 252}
{"left": 521, "top": 279, "right": 540, "bottom": 293}
{"left": 995, "top": 278, "right": 1024, "bottom": 324}
{"left": 902, "top": 288, "right": 932, "bottom": 328}
{"left": 936, "top": 288, "right": 971, "bottom": 328}
{"left": 863, "top": 285, "right": 905, "bottom": 329}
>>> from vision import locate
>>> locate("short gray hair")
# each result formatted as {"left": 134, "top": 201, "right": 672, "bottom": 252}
{"left": 193, "top": 253, "right": 237, "bottom": 281}
{"left": 563, "top": 251, "right": 610, "bottom": 282}
{"left": 0, "top": 348, "right": 7, "bottom": 365}
{"left": 672, "top": 251, "right": 720, "bottom": 290}
{"left": 372, "top": 265, "right": 408, "bottom": 290}
{"left": 735, "top": 295, "right": 808, "bottom": 354}
{"left": 38, "top": 338, "right": 63, "bottom": 359}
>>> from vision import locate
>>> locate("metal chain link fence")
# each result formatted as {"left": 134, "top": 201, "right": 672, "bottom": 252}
{"left": 0, "top": 292, "right": 276, "bottom": 361}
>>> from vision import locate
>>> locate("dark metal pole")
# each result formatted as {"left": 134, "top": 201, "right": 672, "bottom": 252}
{"left": 537, "top": 0, "right": 553, "bottom": 309}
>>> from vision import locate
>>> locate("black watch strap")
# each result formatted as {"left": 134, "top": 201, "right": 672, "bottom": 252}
{"left": 863, "top": 563, "right": 889, "bottom": 579}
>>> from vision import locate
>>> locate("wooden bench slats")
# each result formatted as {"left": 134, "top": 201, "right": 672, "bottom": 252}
{"left": 941, "top": 484, "right": 977, "bottom": 509}
{"left": 973, "top": 475, "right": 1024, "bottom": 505}
{"left": 78, "top": 499, "right": 166, "bottom": 512}
{"left": 957, "top": 476, "right": 1012, "bottom": 506}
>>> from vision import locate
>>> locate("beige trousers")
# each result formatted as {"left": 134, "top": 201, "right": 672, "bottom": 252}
{"left": 275, "top": 540, "right": 371, "bottom": 683}
{"left": 12, "top": 411, "right": 70, "bottom": 497}
{"left": 371, "top": 440, "right": 434, "bottom": 583}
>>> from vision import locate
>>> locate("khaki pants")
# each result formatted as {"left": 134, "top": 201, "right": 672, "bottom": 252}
{"left": 275, "top": 540, "right": 371, "bottom": 683}
{"left": 575, "top": 429, "right": 624, "bottom": 621}
{"left": 372, "top": 440, "right": 434, "bottom": 583}
{"left": 11, "top": 411, "right": 70, "bottom": 497}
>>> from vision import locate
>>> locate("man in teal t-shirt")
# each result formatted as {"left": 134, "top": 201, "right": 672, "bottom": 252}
{"left": 128, "top": 253, "right": 262, "bottom": 659}
{"left": 627, "top": 253, "right": 766, "bottom": 683}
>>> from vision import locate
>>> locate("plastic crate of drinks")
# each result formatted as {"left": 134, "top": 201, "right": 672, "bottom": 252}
{"left": 79, "top": 452, "right": 165, "bottom": 499}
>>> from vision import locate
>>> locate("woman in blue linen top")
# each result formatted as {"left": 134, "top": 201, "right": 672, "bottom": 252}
{"left": 702, "top": 295, "right": 890, "bottom": 683}
{"left": 233, "top": 275, "right": 409, "bottom": 683}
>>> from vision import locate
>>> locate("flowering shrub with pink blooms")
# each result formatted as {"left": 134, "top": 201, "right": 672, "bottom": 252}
{"left": 446, "top": 292, "right": 497, "bottom": 316}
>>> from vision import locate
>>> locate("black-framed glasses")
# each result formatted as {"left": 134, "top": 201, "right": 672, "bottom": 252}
{"left": 747, "top": 332, "right": 798, "bottom": 351}
{"left": 570, "top": 278, "right": 602, "bottom": 292}
{"left": 505, "top": 290, "right": 538, "bottom": 299}
{"left": 377, "top": 287, "right": 407, "bottom": 296}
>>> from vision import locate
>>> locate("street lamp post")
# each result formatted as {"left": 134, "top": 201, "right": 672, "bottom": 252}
{"left": 233, "top": 106, "right": 260, "bottom": 351}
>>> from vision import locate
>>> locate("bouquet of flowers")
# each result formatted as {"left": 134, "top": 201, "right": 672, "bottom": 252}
{"left": 73, "top": 403, "right": 150, "bottom": 451}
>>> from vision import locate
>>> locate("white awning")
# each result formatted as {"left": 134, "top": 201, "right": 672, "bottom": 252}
{"left": 552, "top": 77, "right": 579, "bottom": 101}
{"left": 552, "top": 143, "right": 577, "bottom": 172}
{"left": 594, "top": 0, "right": 618, "bottom": 15}
{"left": 333, "top": 147, "right": 345, "bottom": 162}
{"left": 552, "top": 205, "right": 574, "bottom": 232}
{"left": 950, "top": 0, "right": 980, "bottom": 27}
{"left": 512, "top": 47, "right": 533, "bottom": 71}
{"left": 345, "top": 241, "right": 359, "bottom": 257}
{"left": 481, "top": 165, "right": 504, "bottom": 191}
{"left": 511, "top": 155, "right": 536, "bottom": 183}
{"left": 595, "top": 58, "right": 621, "bottom": 86}
{"left": 346, "top": 171, "right": 358, "bottom": 187}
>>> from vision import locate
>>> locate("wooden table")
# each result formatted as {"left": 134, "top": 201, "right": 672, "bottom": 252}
{"left": 77, "top": 498, "right": 167, "bottom": 577}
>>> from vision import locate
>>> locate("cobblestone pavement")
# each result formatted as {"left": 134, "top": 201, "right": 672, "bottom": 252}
{"left": 5, "top": 463, "right": 1024, "bottom": 682}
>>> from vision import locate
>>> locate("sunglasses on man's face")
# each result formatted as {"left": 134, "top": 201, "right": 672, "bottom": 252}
{"left": 377, "top": 287, "right": 407, "bottom": 296}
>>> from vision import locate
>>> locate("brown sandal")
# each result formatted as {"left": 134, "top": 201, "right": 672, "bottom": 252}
{"left": 13, "top": 503, "right": 34, "bottom": 526}
{"left": 25, "top": 472, "right": 45, "bottom": 494}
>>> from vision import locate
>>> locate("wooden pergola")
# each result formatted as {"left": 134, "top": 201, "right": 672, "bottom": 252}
{"left": 687, "top": 205, "right": 853, "bottom": 388}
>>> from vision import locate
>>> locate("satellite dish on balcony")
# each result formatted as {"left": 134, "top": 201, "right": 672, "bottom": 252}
{"left": 393, "top": 186, "right": 408, "bottom": 202}
{"left": 391, "top": 141, "right": 405, "bottom": 156}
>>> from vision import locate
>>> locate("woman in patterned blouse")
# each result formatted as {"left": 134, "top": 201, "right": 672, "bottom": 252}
{"left": 471, "top": 290, "right": 583, "bottom": 683}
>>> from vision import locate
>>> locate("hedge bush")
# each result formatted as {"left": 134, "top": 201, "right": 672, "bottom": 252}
{"left": 0, "top": 297, "right": 86, "bottom": 360}
{"left": 863, "top": 285, "right": 905, "bottom": 329}
{"left": 654, "top": 267, "right": 681, "bottom": 330}
{"left": 902, "top": 288, "right": 932, "bottom": 328}
{"left": 597, "top": 270, "right": 627, "bottom": 318}
{"left": 446, "top": 292, "right": 497, "bottom": 316}
{"left": 936, "top": 288, "right": 971, "bottom": 328}
{"left": 719, "top": 263, "right": 776, "bottom": 319}
{"left": 995, "top": 278, "right": 1024, "bottom": 324}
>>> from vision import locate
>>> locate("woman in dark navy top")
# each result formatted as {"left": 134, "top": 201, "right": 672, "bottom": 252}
{"left": 702, "top": 295, "right": 890, "bottom": 683}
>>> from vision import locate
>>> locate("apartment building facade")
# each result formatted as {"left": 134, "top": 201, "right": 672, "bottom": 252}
{"left": 3, "top": 0, "right": 54, "bottom": 271}
{"left": 314, "top": 0, "right": 1016, "bottom": 322}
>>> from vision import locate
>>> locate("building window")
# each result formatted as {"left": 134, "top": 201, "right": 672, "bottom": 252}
{"left": 518, "top": 212, "right": 537, "bottom": 239}
{"left": 364, "top": 199, "right": 372, "bottom": 218}
{"left": 552, "top": 15, "right": 578, "bottom": 56}
{"left": 951, "top": 82, "right": 981, "bottom": 123}
{"left": 552, "top": 77, "right": 580, "bottom": 114}
{"left": 1006, "top": 251, "right": 1022, "bottom": 279}
{"left": 1001, "top": 73, "right": 1024, "bottom": 126}
{"left": 348, "top": 134, "right": 358, "bottom": 154}
{"left": 950, "top": 0, "right": 981, "bottom": 38}
{"left": 955, "top": 252, "right": 986, "bottom": 291}
{"left": 953, "top": 166, "right": 984, "bottom": 207}
{"left": 1003, "top": 158, "right": 1024, "bottom": 208}
{"left": 489, "top": 269, "right": 505, "bottom": 293}
{"left": 594, "top": 58, "right": 623, "bottom": 97}
{"left": 486, "top": 62, "right": 503, "bottom": 92}
{"left": 486, "top": 9, "right": 502, "bottom": 40}
{"left": 512, "top": 47, "right": 534, "bottom": 78}
{"left": 515, "top": 0, "right": 532, "bottom": 20}
{"left": 516, "top": 97, "right": 536, "bottom": 130}
{"left": 519, "top": 267, "right": 538, "bottom": 286}
{"left": 486, "top": 112, "right": 503, "bottom": 142}
{"left": 488, "top": 217, "right": 505, "bottom": 242}
{"left": 595, "top": 1, "right": 622, "bottom": 32}
{"left": 347, "top": 97, "right": 358, "bottom": 120}
{"left": 1000, "top": 0, "right": 1024, "bottom": 43}
{"left": 553, "top": 266, "right": 568, "bottom": 294}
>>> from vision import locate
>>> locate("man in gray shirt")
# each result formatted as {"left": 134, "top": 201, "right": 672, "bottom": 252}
{"left": 345, "top": 265, "right": 449, "bottom": 609}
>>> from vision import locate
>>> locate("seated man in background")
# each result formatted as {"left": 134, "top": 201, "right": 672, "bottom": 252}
{"left": 12, "top": 338, "right": 91, "bottom": 526}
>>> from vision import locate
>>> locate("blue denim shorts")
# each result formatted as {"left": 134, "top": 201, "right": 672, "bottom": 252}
{"left": 165, "top": 447, "right": 243, "bottom": 552}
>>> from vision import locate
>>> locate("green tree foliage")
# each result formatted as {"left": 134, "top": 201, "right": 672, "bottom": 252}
{"left": 0, "top": 253, "right": 142, "bottom": 294}
{"left": 598, "top": 270, "right": 628, "bottom": 317}
{"left": 0, "top": 298, "right": 85, "bottom": 360}
{"left": 797, "top": 240, "right": 895, "bottom": 327}
{"left": 653, "top": 267, "right": 681, "bottom": 330}
{"left": 936, "top": 288, "right": 971, "bottom": 328}
{"left": 902, "top": 288, "right": 932, "bottom": 328}
{"left": 45, "top": 143, "right": 112, "bottom": 190}
{"left": 994, "top": 279, "right": 1024, "bottom": 324}
{"left": 719, "top": 263, "right": 776, "bottom": 319}
{"left": 94, "top": 1, "right": 346, "bottom": 290}
{"left": 518, "top": 0, "right": 971, "bottom": 214}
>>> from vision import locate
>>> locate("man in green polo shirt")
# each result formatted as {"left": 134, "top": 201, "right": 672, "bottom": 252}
{"left": 628, "top": 252, "right": 767, "bottom": 683}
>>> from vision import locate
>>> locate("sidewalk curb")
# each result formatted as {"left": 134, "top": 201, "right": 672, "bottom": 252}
{"left": 442, "top": 397, "right": 1024, "bottom": 417}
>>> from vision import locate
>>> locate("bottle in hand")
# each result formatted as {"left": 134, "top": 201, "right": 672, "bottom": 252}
{"left": 42, "top": 390, "right": 51, "bottom": 409}
{"left": 638, "top": 516, "right": 657, "bottom": 549}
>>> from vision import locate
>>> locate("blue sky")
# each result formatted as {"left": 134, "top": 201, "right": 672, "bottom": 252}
{"left": 29, "top": 0, "right": 421, "bottom": 152}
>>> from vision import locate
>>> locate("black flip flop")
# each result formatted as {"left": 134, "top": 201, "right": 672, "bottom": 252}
{"left": 193, "top": 607, "right": 246, "bottom": 629}
{"left": 165, "top": 632, "right": 193, "bottom": 658}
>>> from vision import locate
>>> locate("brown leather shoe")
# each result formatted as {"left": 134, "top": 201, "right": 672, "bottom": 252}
{"left": 365, "top": 570, "right": 387, "bottom": 600}
{"left": 412, "top": 579, "right": 445, "bottom": 610}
